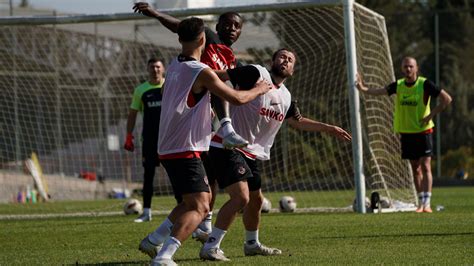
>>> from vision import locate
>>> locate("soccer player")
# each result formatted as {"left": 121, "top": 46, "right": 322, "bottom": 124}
{"left": 124, "top": 58, "right": 165, "bottom": 223}
{"left": 133, "top": 2, "right": 246, "bottom": 148}
{"left": 356, "top": 57, "right": 452, "bottom": 213}
{"left": 133, "top": 1, "right": 246, "bottom": 239}
{"left": 199, "top": 48, "right": 352, "bottom": 261}
{"left": 138, "top": 17, "right": 271, "bottom": 266}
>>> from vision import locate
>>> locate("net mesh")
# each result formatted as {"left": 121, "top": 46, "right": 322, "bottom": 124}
{"left": 0, "top": 3, "right": 415, "bottom": 209}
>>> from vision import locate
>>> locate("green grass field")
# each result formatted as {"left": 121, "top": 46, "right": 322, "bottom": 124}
{"left": 1, "top": 187, "right": 473, "bottom": 265}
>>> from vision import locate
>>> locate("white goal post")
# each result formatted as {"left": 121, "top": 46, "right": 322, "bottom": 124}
{"left": 0, "top": 0, "right": 416, "bottom": 211}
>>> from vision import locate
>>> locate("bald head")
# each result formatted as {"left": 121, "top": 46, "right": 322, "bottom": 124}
{"left": 401, "top": 56, "right": 418, "bottom": 82}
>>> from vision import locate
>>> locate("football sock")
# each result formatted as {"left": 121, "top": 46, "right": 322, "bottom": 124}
{"left": 245, "top": 230, "right": 260, "bottom": 246}
{"left": 203, "top": 226, "right": 226, "bottom": 250}
{"left": 156, "top": 236, "right": 181, "bottom": 260}
{"left": 424, "top": 192, "right": 432, "bottom": 208}
{"left": 198, "top": 211, "right": 213, "bottom": 233}
{"left": 417, "top": 192, "right": 424, "bottom": 207}
{"left": 143, "top": 208, "right": 150, "bottom": 216}
{"left": 149, "top": 217, "right": 173, "bottom": 245}
{"left": 220, "top": 118, "right": 235, "bottom": 137}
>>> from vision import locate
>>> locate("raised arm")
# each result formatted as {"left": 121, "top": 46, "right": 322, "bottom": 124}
{"left": 356, "top": 73, "right": 389, "bottom": 96}
{"left": 133, "top": 2, "right": 180, "bottom": 33}
{"left": 288, "top": 117, "right": 352, "bottom": 141}
{"left": 195, "top": 68, "right": 270, "bottom": 105}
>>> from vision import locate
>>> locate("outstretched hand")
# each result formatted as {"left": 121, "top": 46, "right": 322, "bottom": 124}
{"left": 133, "top": 2, "right": 159, "bottom": 18}
{"left": 328, "top": 126, "right": 352, "bottom": 141}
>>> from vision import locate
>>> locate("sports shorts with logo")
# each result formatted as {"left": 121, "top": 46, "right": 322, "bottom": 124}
{"left": 208, "top": 146, "right": 253, "bottom": 190}
{"left": 400, "top": 132, "right": 433, "bottom": 160}
{"left": 241, "top": 155, "right": 262, "bottom": 191}
{"left": 161, "top": 158, "right": 210, "bottom": 198}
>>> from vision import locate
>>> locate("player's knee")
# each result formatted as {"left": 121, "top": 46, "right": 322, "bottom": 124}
{"left": 231, "top": 193, "right": 249, "bottom": 209}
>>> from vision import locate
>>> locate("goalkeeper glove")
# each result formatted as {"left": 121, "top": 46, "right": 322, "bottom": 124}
{"left": 124, "top": 133, "right": 134, "bottom": 152}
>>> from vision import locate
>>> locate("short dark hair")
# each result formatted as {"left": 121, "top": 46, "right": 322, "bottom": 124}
{"left": 218, "top": 12, "right": 242, "bottom": 23}
{"left": 272, "top": 48, "right": 297, "bottom": 61}
{"left": 178, "top": 17, "right": 205, "bottom": 42}
{"left": 147, "top": 57, "right": 163, "bottom": 66}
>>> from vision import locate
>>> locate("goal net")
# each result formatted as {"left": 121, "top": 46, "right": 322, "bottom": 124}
{"left": 0, "top": 1, "right": 416, "bottom": 210}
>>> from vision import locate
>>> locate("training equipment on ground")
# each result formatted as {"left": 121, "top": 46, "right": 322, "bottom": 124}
{"left": 24, "top": 152, "right": 49, "bottom": 201}
{"left": 379, "top": 196, "right": 392, "bottom": 208}
{"left": 0, "top": 1, "right": 415, "bottom": 211}
{"left": 279, "top": 196, "right": 297, "bottom": 212}
{"left": 261, "top": 197, "right": 272, "bottom": 213}
{"left": 353, "top": 196, "right": 371, "bottom": 212}
{"left": 123, "top": 198, "right": 143, "bottom": 215}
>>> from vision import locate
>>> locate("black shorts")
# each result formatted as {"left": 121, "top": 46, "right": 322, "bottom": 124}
{"left": 161, "top": 158, "right": 210, "bottom": 198}
{"left": 400, "top": 132, "right": 433, "bottom": 160}
{"left": 142, "top": 138, "right": 160, "bottom": 168}
{"left": 242, "top": 155, "right": 262, "bottom": 191}
{"left": 208, "top": 146, "right": 253, "bottom": 190}
{"left": 201, "top": 151, "right": 215, "bottom": 185}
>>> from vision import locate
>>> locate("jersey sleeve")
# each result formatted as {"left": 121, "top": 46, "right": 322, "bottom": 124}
{"left": 204, "top": 27, "right": 217, "bottom": 46}
{"left": 130, "top": 87, "right": 142, "bottom": 111}
{"left": 424, "top": 79, "right": 441, "bottom": 97}
{"left": 285, "top": 100, "right": 302, "bottom": 121}
{"left": 386, "top": 81, "right": 397, "bottom": 96}
{"left": 227, "top": 65, "right": 261, "bottom": 90}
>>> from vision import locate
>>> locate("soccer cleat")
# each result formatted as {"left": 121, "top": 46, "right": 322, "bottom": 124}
{"left": 423, "top": 206, "right": 433, "bottom": 213}
{"left": 222, "top": 132, "right": 248, "bottom": 150}
{"left": 139, "top": 236, "right": 162, "bottom": 259}
{"left": 151, "top": 257, "right": 177, "bottom": 266}
{"left": 199, "top": 247, "right": 230, "bottom": 261}
{"left": 244, "top": 243, "right": 282, "bottom": 256}
{"left": 415, "top": 206, "right": 424, "bottom": 213}
{"left": 192, "top": 228, "right": 210, "bottom": 244}
{"left": 134, "top": 213, "right": 152, "bottom": 223}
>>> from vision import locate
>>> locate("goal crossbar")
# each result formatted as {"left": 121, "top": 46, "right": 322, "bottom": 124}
{"left": 2, "top": 0, "right": 347, "bottom": 26}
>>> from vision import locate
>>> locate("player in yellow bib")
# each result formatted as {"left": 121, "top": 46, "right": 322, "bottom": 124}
{"left": 356, "top": 57, "right": 452, "bottom": 213}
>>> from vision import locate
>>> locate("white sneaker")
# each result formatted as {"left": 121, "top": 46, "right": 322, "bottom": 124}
{"left": 192, "top": 228, "right": 210, "bottom": 244}
{"left": 222, "top": 132, "right": 248, "bottom": 149}
{"left": 134, "top": 213, "right": 152, "bottom": 223}
{"left": 151, "top": 257, "right": 177, "bottom": 266}
{"left": 244, "top": 243, "right": 282, "bottom": 256}
{"left": 139, "top": 236, "right": 162, "bottom": 258}
{"left": 199, "top": 247, "right": 230, "bottom": 261}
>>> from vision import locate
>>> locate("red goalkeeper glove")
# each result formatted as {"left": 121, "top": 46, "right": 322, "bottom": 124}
{"left": 124, "top": 133, "right": 134, "bottom": 152}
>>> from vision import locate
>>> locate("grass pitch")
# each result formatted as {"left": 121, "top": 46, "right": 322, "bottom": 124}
{"left": 1, "top": 187, "right": 473, "bottom": 265}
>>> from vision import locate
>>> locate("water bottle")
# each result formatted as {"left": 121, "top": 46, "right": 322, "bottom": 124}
{"left": 436, "top": 205, "right": 444, "bottom": 212}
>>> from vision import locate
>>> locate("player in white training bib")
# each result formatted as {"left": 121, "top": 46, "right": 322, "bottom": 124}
{"left": 201, "top": 48, "right": 352, "bottom": 261}
{"left": 137, "top": 17, "right": 271, "bottom": 266}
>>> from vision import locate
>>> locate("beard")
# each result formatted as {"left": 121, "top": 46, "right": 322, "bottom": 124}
{"left": 271, "top": 64, "right": 291, "bottom": 79}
